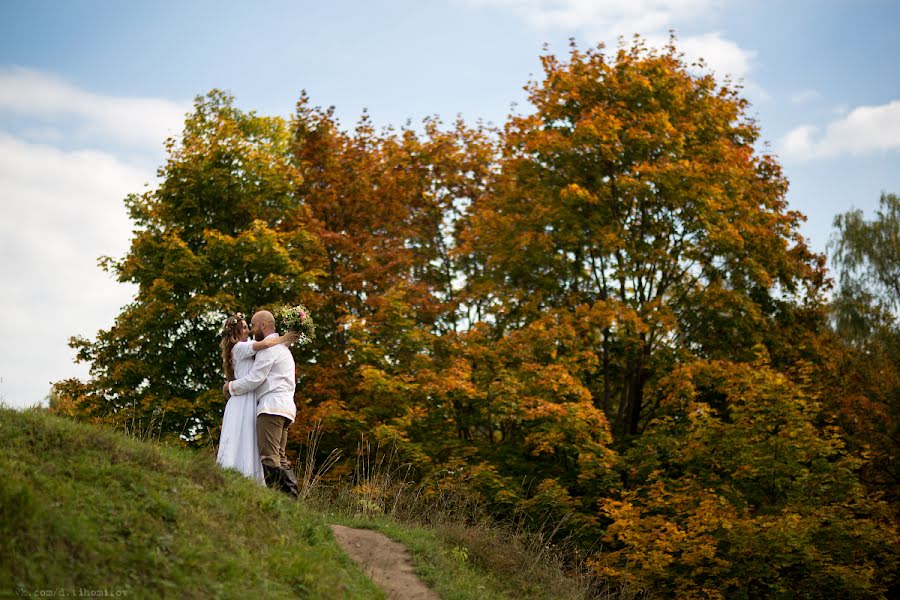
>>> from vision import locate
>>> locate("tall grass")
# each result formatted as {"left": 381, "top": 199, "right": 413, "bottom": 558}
{"left": 298, "top": 420, "right": 342, "bottom": 500}
{"left": 296, "top": 432, "right": 646, "bottom": 600}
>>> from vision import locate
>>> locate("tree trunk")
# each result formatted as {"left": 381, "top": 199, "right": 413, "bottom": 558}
{"left": 626, "top": 364, "right": 645, "bottom": 436}
{"left": 602, "top": 330, "right": 611, "bottom": 415}
{"left": 625, "top": 337, "right": 651, "bottom": 436}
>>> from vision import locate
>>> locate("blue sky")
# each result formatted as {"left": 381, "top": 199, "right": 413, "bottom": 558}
{"left": 1, "top": 0, "right": 898, "bottom": 408}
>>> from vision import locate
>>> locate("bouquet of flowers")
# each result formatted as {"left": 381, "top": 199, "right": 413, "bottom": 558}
{"left": 274, "top": 304, "right": 316, "bottom": 345}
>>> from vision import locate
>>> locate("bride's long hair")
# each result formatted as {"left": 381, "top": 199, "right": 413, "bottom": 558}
{"left": 219, "top": 313, "right": 245, "bottom": 381}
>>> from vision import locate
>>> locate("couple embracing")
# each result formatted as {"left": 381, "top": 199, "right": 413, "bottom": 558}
{"left": 216, "top": 310, "right": 301, "bottom": 498}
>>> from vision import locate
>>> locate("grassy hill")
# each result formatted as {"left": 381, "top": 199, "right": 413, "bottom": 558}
{"left": 0, "top": 407, "right": 593, "bottom": 599}
{"left": 0, "top": 406, "right": 385, "bottom": 598}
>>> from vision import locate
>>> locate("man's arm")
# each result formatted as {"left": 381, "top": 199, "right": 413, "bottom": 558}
{"left": 227, "top": 348, "right": 277, "bottom": 397}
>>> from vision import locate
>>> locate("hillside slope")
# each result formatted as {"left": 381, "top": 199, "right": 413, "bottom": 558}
{"left": 1, "top": 407, "right": 595, "bottom": 600}
{"left": 0, "top": 406, "right": 383, "bottom": 598}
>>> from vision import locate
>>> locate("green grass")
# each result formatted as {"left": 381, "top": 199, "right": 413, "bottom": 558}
{"left": 0, "top": 406, "right": 597, "bottom": 599}
{"left": 0, "top": 406, "right": 382, "bottom": 599}
{"left": 328, "top": 512, "right": 590, "bottom": 600}
{"left": 331, "top": 513, "right": 511, "bottom": 600}
{"left": 312, "top": 473, "right": 596, "bottom": 600}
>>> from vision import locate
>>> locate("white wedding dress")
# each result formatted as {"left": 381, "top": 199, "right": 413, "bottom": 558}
{"left": 216, "top": 341, "right": 265, "bottom": 484}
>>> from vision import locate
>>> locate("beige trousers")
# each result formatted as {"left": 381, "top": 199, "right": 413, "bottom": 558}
{"left": 256, "top": 413, "right": 291, "bottom": 469}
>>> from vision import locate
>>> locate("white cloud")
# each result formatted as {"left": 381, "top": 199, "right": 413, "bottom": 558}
{"left": 463, "top": 0, "right": 756, "bottom": 83}
{"left": 781, "top": 99, "right": 900, "bottom": 161}
{"left": 0, "top": 69, "right": 191, "bottom": 407}
{"left": 0, "top": 133, "right": 142, "bottom": 408}
{"left": 466, "top": 0, "right": 717, "bottom": 36}
{"left": 0, "top": 66, "right": 188, "bottom": 149}
{"left": 649, "top": 31, "right": 755, "bottom": 81}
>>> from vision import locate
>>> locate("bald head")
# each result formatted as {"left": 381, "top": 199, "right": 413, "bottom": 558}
{"left": 250, "top": 310, "right": 276, "bottom": 341}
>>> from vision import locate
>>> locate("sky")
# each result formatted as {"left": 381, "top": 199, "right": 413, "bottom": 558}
{"left": 1, "top": 0, "right": 898, "bottom": 408}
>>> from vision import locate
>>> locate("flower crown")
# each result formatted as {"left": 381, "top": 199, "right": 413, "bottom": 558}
{"left": 221, "top": 312, "right": 245, "bottom": 336}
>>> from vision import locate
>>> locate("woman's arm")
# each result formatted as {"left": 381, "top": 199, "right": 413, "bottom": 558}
{"left": 251, "top": 331, "right": 301, "bottom": 351}
{"left": 227, "top": 349, "right": 276, "bottom": 398}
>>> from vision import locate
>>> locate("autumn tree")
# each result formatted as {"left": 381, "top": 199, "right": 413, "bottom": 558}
{"left": 288, "top": 97, "right": 495, "bottom": 453}
{"left": 52, "top": 91, "right": 318, "bottom": 440}
{"left": 595, "top": 358, "right": 898, "bottom": 597}
{"left": 286, "top": 96, "right": 624, "bottom": 533}
{"left": 459, "top": 38, "right": 823, "bottom": 437}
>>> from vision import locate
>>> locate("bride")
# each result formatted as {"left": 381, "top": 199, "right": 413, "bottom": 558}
{"left": 217, "top": 312, "right": 298, "bottom": 482}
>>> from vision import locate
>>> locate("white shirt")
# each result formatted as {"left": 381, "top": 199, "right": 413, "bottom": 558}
{"left": 228, "top": 333, "right": 297, "bottom": 422}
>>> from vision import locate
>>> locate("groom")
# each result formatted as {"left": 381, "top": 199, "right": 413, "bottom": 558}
{"left": 223, "top": 310, "right": 299, "bottom": 498}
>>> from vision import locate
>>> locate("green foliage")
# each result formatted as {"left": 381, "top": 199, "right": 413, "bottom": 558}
{"left": 829, "top": 192, "right": 899, "bottom": 340}
{"left": 821, "top": 193, "right": 900, "bottom": 502}
{"left": 56, "top": 91, "right": 319, "bottom": 441}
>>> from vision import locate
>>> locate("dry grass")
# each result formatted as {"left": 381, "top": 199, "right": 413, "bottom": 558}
{"left": 296, "top": 435, "right": 648, "bottom": 600}
{"left": 297, "top": 420, "right": 342, "bottom": 500}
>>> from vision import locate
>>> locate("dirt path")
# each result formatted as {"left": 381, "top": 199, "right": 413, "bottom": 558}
{"left": 330, "top": 524, "right": 440, "bottom": 600}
